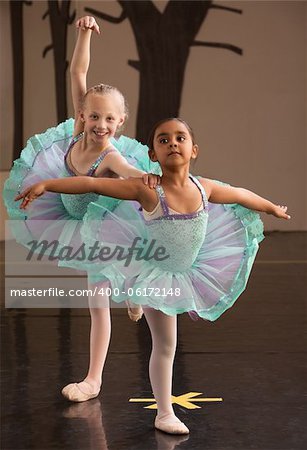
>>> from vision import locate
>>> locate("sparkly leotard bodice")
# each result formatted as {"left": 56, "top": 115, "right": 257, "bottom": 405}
{"left": 4, "top": 117, "right": 265, "bottom": 320}
{"left": 61, "top": 133, "right": 118, "bottom": 219}
{"left": 144, "top": 176, "right": 209, "bottom": 272}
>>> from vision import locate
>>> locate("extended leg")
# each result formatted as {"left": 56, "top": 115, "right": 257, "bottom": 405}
{"left": 62, "top": 282, "right": 111, "bottom": 402}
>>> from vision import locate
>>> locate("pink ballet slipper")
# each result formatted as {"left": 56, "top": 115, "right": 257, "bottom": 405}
{"left": 125, "top": 301, "right": 143, "bottom": 322}
{"left": 61, "top": 382, "right": 100, "bottom": 402}
{"left": 154, "top": 415, "right": 190, "bottom": 435}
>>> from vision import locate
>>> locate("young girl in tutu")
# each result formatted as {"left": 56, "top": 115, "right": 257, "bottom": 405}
{"left": 4, "top": 16, "right": 160, "bottom": 403}
{"left": 16, "top": 117, "right": 291, "bottom": 434}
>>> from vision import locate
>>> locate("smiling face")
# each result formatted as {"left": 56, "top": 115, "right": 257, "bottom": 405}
{"left": 81, "top": 92, "right": 125, "bottom": 146}
{"left": 149, "top": 119, "right": 198, "bottom": 168}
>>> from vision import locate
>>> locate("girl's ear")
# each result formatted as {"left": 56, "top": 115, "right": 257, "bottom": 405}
{"left": 116, "top": 116, "right": 126, "bottom": 133}
{"left": 74, "top": 112, "right": 85, "bottom": 136}
{"left": 191, "top": 144, "right": 199, "bottom": 159}
{"left": 148, "top": 149, "right": 158, "bottom": 162}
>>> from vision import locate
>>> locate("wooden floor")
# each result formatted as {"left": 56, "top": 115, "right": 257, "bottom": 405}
{"left": 1, "top": 232, "right": 306, "bottom": 450}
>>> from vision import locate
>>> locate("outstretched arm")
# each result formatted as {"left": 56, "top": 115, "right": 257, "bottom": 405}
{"left": 15, "top": 177, "right": 145, "bottom": 210}
{"left": 70, "top": 16, "right": 100, "bottom": 135}
{"left": 100, "top": 152, "right": 160, "bottom": 188}
{"left": 201, "top": 178, "right": 291, "bottom": 220}
{"left": 103, "top": 152, "right": 146, "bottom": 178}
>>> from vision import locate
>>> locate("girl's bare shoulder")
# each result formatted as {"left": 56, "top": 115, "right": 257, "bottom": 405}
{"left": 198, "top": 177, "right": 215, "bottom": 198}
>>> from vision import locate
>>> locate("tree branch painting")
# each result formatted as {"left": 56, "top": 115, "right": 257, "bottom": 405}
{"left": 85, "top": 0, "right": 243, "bottom": 142}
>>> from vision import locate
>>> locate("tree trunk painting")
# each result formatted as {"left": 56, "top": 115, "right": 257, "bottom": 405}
{"left": 85, "top": 0, "right": 242, "bottom": 143}
{"left": 9, "top": 1, "right": 32, "bottom": 161}
{"left": 8, "top": 0, "right": 242, "bottom": 161}
{"left": 42, "top": 0, "right": 75, "bottom": 123}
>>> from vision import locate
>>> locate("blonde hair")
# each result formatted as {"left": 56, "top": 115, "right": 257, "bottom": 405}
{"left": 82, "top": 84, "right": 129, "bottom": 119}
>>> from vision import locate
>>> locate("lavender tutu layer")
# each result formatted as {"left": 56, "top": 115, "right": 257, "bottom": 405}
{"left": 77, "top": 180, "right": 264, "bottom": 321}
{"left": 3, "top": 119, "right": 161, "bottom": 258}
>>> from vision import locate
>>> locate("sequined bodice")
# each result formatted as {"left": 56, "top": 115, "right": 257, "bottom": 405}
{"left": 61, "top": 133, "right": 117, "bottom": 219}
{"left": 145, "top": 176, "right": 208, "bottom": 272}
{"left": 61, "top": 192, "right": 100, "bottom": 219}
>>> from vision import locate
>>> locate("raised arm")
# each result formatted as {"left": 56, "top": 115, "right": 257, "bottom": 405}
{"left": 201, "top": 178, "right": 291, "bottom": 220}
{"left": 70, "top": 16, "right": 100, "bottom": 135}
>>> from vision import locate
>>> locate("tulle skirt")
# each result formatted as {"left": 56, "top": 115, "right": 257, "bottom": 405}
{"left": 75, "top": 188, "right": 265, "bottom": 321}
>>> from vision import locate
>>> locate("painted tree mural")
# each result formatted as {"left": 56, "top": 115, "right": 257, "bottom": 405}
{"left": 42, "top": 0, "right": 75, "bottom": 122}
{"left": 10, "top": 0, "right": 32, "bottom": 160}
{"left": 9, "top": 0, "right": 242, "bottom": 161}
{"left": 86, "top": 0, "right": 243, "bottom": 142}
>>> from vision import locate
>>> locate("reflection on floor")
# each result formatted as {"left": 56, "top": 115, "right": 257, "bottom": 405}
{"left": 1, "top": 232, "right": 306, "bottom": 450}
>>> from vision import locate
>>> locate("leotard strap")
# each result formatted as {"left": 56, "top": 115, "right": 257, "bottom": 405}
{"left": 190, "top": 176, "right": 209, "bottom": 211}
{"left": 87, "top": 148, "right": 117, "bottom": 176}
{"left": 64, "top": 133, "right": 117, "bottom": 177}
{"left": 154, "top": 175, "right": 208, "bottom": 218}
{"left": 154, "top": 185, "right": 169, "bottom": 216}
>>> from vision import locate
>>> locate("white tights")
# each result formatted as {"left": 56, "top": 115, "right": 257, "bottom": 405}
{"left": 79, "top": 284, "right": 111, "bottom": 393}
{"left": 80, "top": 284, "right": 178, "bottom": 419}
{"left": 143, "top": 307, "right": 178, "bottom": 419}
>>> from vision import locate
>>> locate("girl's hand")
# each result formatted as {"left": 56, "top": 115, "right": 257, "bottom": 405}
{"left": 271, "top": 204, "right": 291, "bottom": 220}
{"left": 76, "top": 16, "right": 100, "bottom": 34}
{"left": 142, "top": 174, "right": 161, "bottom": 189}
{"left": 15, "top": 183, "right": 47, "bottom": 210}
